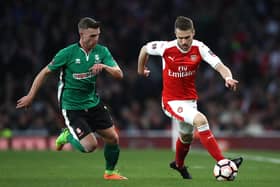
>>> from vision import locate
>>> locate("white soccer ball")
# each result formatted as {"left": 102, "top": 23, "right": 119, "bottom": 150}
{"left": 213, "top": 159, "right": 238, "bottom": 181}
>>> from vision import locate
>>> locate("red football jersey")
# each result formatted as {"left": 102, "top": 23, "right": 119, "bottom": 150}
{"left": 146, "top": 39, "right": 222, "bottom": 103}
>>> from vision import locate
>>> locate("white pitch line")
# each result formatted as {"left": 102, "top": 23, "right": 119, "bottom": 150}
{"left": 226, "top": 153, "right": 280, "bottom": 164}
{"left": 192, "top": 149, "right": 280, "bottom": 164}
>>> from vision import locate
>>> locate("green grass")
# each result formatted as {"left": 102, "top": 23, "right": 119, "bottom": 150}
{"left": 0, "top": 149, "right": 280, "bottom": 187}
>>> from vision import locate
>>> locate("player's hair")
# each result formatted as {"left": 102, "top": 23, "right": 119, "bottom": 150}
{"left": 78, "top": 17, "right": 100, "bottom": 30}
{"left": 175, "top": 16, "right": 194, "bottom": 31}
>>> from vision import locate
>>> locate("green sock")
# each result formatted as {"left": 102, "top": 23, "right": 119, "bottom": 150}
{"left": 104, "top": 144, "right": 120, "bottom": 170}
{"left": 67, "top": 134, "right": 86, "bottom": 152}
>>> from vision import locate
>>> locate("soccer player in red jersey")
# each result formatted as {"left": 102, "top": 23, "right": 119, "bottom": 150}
{"left": 137, "top": 16, "right": 243, "bottom": 179}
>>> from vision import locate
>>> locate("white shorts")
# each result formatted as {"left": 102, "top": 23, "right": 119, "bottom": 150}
{"left": 162, "top": 100, "right": 199, "bottom": 134}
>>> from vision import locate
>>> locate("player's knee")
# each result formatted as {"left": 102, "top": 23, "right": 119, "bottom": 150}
{"left": 105, "top": 133, "right": 119, "bottom": 145}
{"left": 84, "top": 144, "right": 98, "bottom": 153}
{"left": 82, "top": 141, "right": 98, "bottom": 153}
{"left": 111, "top": 133, "right": 119, "bottom": 144}
{"left": 180, "top": 134, "right": 193, "bottom": 144}
{"left": 193, "top": 113, "right": 208, "bottom": 127}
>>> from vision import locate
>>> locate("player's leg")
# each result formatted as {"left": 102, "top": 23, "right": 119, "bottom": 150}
{"left": 97, "top": 127, "right": 127, "bottom": 180}
{"left": 91, "top": 102, "right": 127, "bottom": 180}
{"left": 193, "top": 112, "right": 224, "bottom": 161}
{"left": 175, "top": 123, "right": 193, "bottom": 168}
{"left": 173, "top": 134, "right": 192, "bottom": 168}
{"left": 190, "top": 110, "right": 243, "bottom": 167}
{"left": 56, "top": 109, "right": 98, "bottom": 152}
{"left": 169, "top": 129, "right": 193, "bottom": 179}
{"left": 162, "top": 103, "right": 193, "bottom": 179}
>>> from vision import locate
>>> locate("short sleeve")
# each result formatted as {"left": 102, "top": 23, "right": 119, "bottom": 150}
{"left": 102, "top": 47, "right": 118, "bottom": 67}
{"left": 146, "top": 41, "right": 168, "bottom": 56}
{"left": 198, "top": 41, "right": 222, "bottom": 68}
{"left": 48, "top": 48, "right": 68, "bottom": 71}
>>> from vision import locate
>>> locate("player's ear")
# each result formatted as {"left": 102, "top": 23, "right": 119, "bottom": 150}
{"left": 78, "top": 28, "right": 84, "bottom": 37}
{"left": 192, "top": 29, "right": 195, "bottom": 36}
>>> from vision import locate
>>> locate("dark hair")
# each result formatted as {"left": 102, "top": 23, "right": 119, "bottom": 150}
{"left": 78, "top": 17, "right": 100, "bottom": 30}
{"left": 175, "top": 16, "right": 194, "bottom": 31}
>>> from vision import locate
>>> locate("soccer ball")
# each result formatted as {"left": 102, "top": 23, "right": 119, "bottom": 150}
{"left": 213, "top": 159, "right": 238, "bottom": 181}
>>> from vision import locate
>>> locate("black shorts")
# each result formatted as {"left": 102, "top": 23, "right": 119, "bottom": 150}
{"left": 62, "top": 102, "right": 113, "bottom": 140}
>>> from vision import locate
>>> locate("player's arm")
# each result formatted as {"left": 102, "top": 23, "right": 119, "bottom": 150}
{"left": 16, "top": 66, "right": 52, "bottom": 109}
{"left": 137, "top": 45, "right": 150, "bottom": 77}
{"left": 89, "top": 63, "right": 123, "bottom": 79}
{"left": 89, "top": 47, "right": 123, "bottom": 79}
{"left": 198, "top": 41, "right": 238, "bottom": 91}
{"left": 215, "top": 62, "right": 239, "bottom": 91}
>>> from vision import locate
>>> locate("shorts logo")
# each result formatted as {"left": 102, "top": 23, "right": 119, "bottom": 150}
{"left": 152, "top": 43, "right": 157, "bottom": 49}
{"left": 76, "top": 128, "right": 84, "bottom": 137}
{"left": 177, "top": 106, "right": 183, "bottom": 113}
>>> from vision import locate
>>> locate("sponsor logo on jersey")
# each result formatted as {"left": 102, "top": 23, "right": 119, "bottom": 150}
{"left": 168, "top": 65, "right": 196, "bottom": 78}
{"left": 73, "top": 72, "right": 95, "bottom": 79}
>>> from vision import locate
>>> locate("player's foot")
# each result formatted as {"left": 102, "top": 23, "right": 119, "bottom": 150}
{"left": 55, "top": 128, "right": 70, "bottom": 151}
{"left": 231, "top": 157, "right": 243, "bottom": 168}
{"left": 169, "top": 161, "right": 192, "bottom": 179}
{"left": 103, "top": 169, "right": 128, "bottom": 180}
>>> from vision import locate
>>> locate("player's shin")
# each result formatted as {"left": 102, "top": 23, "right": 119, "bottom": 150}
{"left": 197, "top": 124, "right": 224, "bottom": 161}
{"left": 104, "top": 144, "right": 120, "bottom": 170}
{"left": 175, "top": 137, "right": 191, "bottom": 168}
{"left": 67, "top": 134, "right": 86, "bottom": 152}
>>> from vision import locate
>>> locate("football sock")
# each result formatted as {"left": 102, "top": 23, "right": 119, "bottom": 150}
{"left": 104, "top": 144, "right": 120, "bottom": 170}
{"left": 67, "top": 134, "right": 86, "bottom": 152}
{"left": 175, "top": 138, "right": 191, "bottom": 168}
{"left": 197, "top": 124, "right": 224, "bottom": 161}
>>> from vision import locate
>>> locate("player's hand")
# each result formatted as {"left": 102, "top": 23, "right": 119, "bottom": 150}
{"left": 16, "top": 95, "right": 33, "bottom": 109}
{"left": 225, "top": 78, "right": 239, "bottom": 91}
{"left": 89, "top": 63, "right": 105, "bottom": 75}
{"left": 143, "top": 67, "right": 151, "bottom": 77}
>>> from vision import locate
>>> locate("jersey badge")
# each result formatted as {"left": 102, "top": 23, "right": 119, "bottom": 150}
{"left": 95, "top": 54, "right": 101, "bottom": 63}
{"left": 190, "top": 54, "right": 197, "bottom": 61}
{"left": 75, "top": 58, "right": 81, "bottom": 64}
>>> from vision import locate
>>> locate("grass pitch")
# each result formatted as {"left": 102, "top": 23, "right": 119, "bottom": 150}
{"left": 0, "top": 149, "right": 280, "bottom": 187}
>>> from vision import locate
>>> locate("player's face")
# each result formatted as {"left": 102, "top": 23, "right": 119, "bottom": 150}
{"left": 175, "top": 28, "right": 194, "bottom": 51}
{"left": 80, "top": 28, "right": 100, "bottom": 50}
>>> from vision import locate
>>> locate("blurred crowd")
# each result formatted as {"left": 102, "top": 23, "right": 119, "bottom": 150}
{"left": 0, "top": 0, "right": 279, "bottom": 138}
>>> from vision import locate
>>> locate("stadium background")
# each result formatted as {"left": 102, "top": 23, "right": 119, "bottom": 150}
{"left": 0, "top": 0, "right": 279, "bottom": 150}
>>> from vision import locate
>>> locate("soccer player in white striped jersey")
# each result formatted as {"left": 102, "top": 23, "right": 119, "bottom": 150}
{"left": 137, "top": 16, "right": 243, "bottom": 179}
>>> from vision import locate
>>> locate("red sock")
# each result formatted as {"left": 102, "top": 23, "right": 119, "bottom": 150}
{"left": 198, "top": 130, "right": 224, "bottom": 161}
{"left": 175, "top": 138, "right": 190, "bottom": 168}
